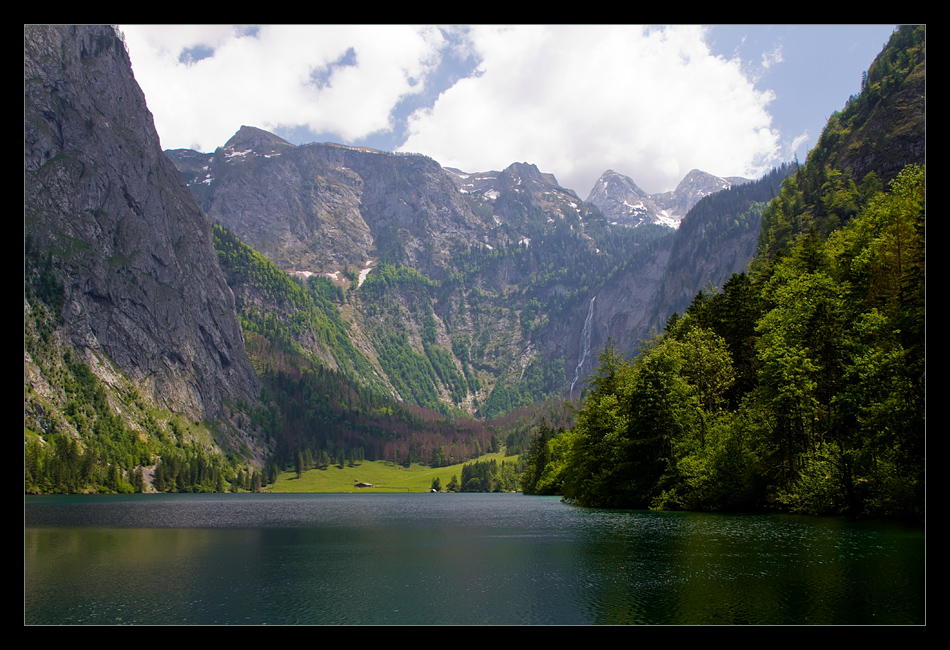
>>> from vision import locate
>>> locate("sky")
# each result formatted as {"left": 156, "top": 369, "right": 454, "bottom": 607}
{"left": 120, "top": 24, "right": 900, "bottom": 197}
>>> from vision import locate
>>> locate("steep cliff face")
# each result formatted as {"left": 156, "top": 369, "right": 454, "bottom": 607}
{"left": 166, "top": 129, "right": 494, "bottom": 280}
{"left": 803, "top": 26, "right": 924, "bottom": 193}
{"left": 537, "top": 241, "right": 673, "bottom": 394}
{"left": 24, "top": 25, "right": 260, "bottom": 421}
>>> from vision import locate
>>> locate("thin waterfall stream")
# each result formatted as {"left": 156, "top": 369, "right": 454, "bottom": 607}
{"left": 570, "top": 296, "right": 595, "bottom": 399}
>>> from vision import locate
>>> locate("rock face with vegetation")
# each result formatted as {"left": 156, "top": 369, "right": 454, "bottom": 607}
{"left": 168, "top": 123, "right": 768, "bottom": 418}
{"left": 25, "top": 25, "right": 265, "bottom": 493}
{"left": 25, "top": 25, "right": 260, "bottom": 420}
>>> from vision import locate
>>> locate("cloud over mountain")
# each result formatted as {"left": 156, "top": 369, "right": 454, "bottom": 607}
{"left": 124, "top": 25, "right": 781, "bottom": 196}
{"left": 399, "top": 25, "right": 780, "bottom": 195}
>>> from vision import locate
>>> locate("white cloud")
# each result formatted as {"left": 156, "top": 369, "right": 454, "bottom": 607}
{"left": 122, "top": 25, "right": 445, "bottom": 151}
{"left": 761, "top": 44, "right": 785, "bottom": 69}
{"left": 399, "top": 25, "right": 781, "bottom": 195}
{"left": 122, "top": 25, "right": 782, "bottom": 196}
{"left": 788, "top": 130, "right": 811, "bottom": 162}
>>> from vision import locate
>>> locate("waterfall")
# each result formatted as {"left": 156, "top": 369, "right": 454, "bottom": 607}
{"left": 570, "top": 296, "right": 595, "bottom": 399}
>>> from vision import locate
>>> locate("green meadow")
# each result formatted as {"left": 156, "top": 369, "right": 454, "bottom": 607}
{"left": 265, "top": 451, "right": 518, "bottom": 494}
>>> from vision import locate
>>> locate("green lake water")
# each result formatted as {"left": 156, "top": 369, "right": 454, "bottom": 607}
{"left": 25, "top": 492, "right": 925, "bottom": 625}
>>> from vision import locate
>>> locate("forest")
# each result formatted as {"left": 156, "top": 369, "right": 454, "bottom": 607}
{"left": 522, "top": 161, "right": 924, "bottom": 518}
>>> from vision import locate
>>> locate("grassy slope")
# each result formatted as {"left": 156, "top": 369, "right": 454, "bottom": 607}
{"left": 265, "top": 451, "right": 517, "bottom": 493}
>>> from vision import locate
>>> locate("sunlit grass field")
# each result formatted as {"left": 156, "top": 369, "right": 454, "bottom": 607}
{"left": 265, "top": 450, "right": 518, "bottom": 493}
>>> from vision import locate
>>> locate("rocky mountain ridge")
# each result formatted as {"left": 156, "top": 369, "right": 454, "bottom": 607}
{"left": 164, "top": 124, "right": 783, "bottom": 416}
{"left": 445, "top": 162, "right": 581, "bottom": 210}
{"left": 171, "top": 131, "right": 742, "bottom": 267}
{"left": 165, "top": 127, "right": 496, "bottom": 279}
{"left": 586, "top": 168, "right": 749, "bottom": 228}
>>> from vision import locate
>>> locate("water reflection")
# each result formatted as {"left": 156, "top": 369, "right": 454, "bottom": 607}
{"left": 25, "top": 494, "right": 924, "bottom": 625}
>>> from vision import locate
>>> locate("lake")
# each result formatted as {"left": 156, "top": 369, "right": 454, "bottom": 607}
{"left": 25, "top": 492, "right": 925, "bottom": 625}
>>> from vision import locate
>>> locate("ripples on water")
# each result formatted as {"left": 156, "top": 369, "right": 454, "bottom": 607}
{"left": 25, "top": 494, "right": 924, "bottom": 625}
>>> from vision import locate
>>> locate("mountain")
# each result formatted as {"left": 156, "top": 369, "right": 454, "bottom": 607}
{"left": 444, "top": 161, "right": 589, "bottom": 234}
{"left": 165, "top": 128, "right": 493, "bottom": 279}
{"left": 654, "top": 163, "right": 797, "bottom": 320}
{"left": 25, "top": 24, "right": 923, "bottom": 501}
{"left": 25, "top": 25, "right": 266, "bottom": 492}
{"left": 168, "top": 125, "right": 785, "bottom": 419}
{"left": 586, "top": 168, "right": 748, "bottom": 228}
{"left": 167, "top": 131, "right": 630, "bottom": 416}
{"left": 811, "top": 25, "right": 925, "bottom": 189}
{"left": 21, "top": 26, "right": 789, "bottom": 460}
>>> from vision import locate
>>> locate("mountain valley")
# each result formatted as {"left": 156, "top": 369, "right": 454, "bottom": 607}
{"left": 165, "top": 123, "right": 783, "bottom": 421}
{"left": 25, "top": 25, "right": 924, "bottom": 506}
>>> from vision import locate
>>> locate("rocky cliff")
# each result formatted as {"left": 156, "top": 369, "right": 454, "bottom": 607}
{"left": 166, "top": 124, "right": 776, "bottom": 416}
{"left": 444, "top": 161, "right": 600, "bottom": 245}
{"left": 166, "top": 128, "right": 495, "bottom": 280}
{"left": 167, "top": 131, "right": 623, "bottom": 415}
{"left": 25, "top": 25, "right": 260, "bottom": 422}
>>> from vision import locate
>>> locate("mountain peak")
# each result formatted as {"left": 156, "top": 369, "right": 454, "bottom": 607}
{"left": 590, "top": 170, "right": 648, "bottom": 200}
{"left": 587, "top": 168, "right": 744, "bottom": 228}
{"left": 223, "top": 125, "right": 294, "bottom": 153}
{"left": 502, "top": 161, "right": 576, "bottom": 197}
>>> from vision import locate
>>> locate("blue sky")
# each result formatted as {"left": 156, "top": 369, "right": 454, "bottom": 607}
{"left": 121, "top": 24, "right": 900, "bottom": 197}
